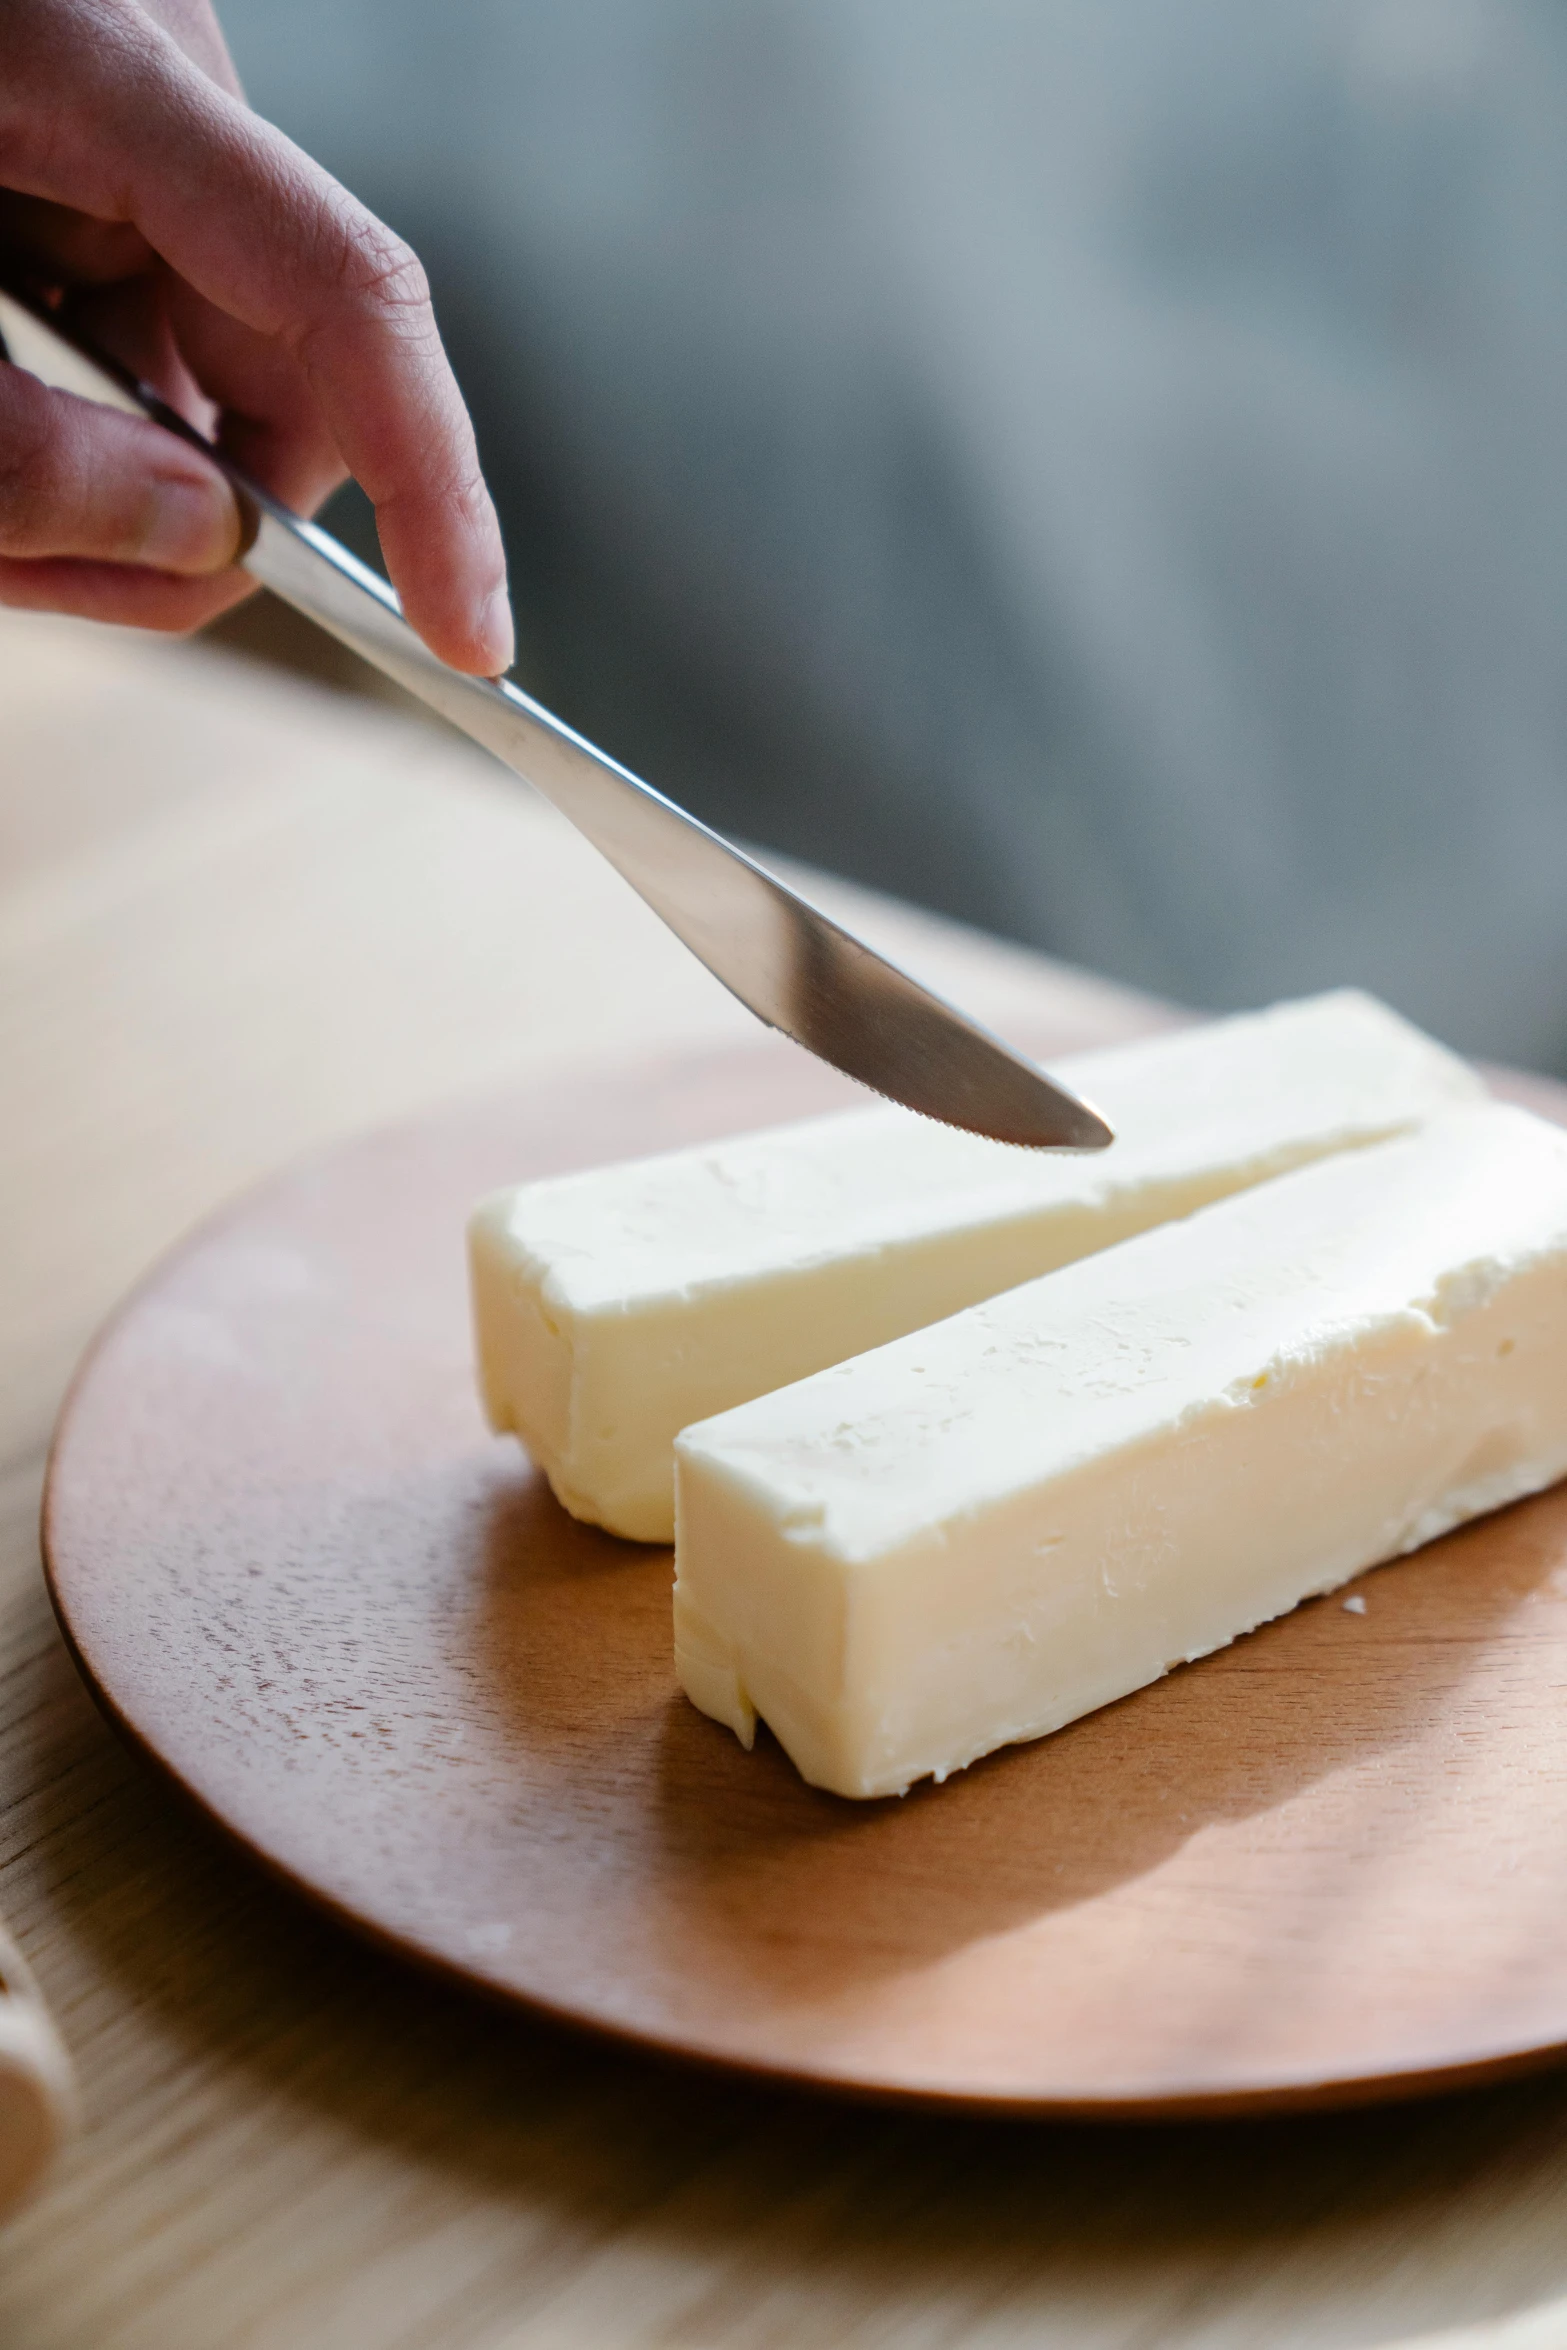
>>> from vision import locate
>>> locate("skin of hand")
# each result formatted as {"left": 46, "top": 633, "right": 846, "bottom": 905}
{"left": 0, "top": 0, "right": 513, "bottom": 673}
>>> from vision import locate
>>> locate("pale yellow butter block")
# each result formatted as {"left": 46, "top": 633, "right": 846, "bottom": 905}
{"left": 674, "top": 1104, "right": 1567, "bottom": 1798}
{"left": 469, "top": 990, "right": 1481, "bottom": 1541}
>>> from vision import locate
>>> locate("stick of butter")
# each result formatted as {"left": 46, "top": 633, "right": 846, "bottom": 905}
{"left": 673, "top": 1103, "right": 1567, "bottom": 1798}
{"left": 470, "top": 991, "right": 1481, "bottom": 1541}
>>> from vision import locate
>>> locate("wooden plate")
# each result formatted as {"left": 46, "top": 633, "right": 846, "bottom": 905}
{"left": 42, "top": 1039, "right": 1567, "bottom": 2117}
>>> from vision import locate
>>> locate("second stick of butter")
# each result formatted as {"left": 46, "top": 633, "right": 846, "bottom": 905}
{"left": 674, "top": 1105, "right": 1567, "bottom": 1797}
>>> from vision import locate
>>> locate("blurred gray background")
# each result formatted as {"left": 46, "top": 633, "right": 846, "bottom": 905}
{"left": 219, "top": 0, "right": 1567, "bottom": 1067}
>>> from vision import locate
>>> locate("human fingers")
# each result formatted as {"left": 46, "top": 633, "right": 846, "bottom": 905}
{"left": 0, "top": 359, "right": 240, "bottom": 572}
{"left": 0, "top": 548, "right": 252, "bottom": 630}
{"left": 155, "top": 278, "right": 349, "bottom": 513}
{"left": 2, "top": 1, "right": 512, "bottom": 673}
{"left": 0, "top": 232, "right": 344, "bottom": 507}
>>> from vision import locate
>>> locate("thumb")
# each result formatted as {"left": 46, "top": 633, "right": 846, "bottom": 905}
{"left": 0, "top": 360, "right": 240, "bottom": 571}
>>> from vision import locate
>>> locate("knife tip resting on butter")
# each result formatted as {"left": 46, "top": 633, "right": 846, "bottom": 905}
{"left": 467, "top": 990, "right": 1563, "bottom": 1799}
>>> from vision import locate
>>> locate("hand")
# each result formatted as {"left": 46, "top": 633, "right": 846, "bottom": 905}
{"left": 0, "top": 0, "right": 512, "bottom": 673}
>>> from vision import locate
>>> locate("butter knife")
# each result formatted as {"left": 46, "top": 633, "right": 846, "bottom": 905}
{"left": 0, "top": 283, "right": 1111, "bottom": 1151}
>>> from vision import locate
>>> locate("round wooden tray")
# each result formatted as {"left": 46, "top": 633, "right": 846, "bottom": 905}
{"left": 42, "top": 1040, "right": 1567, "bottom": 2117}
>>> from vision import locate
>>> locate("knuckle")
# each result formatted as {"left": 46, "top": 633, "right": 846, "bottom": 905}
{"left": 290, "top": 188, "right": 440, "bottom": 373}
{"left": 431, "top": 450, "right": 489, "bottom": 514}
{"left": 380, "top": 450, "right": 489, "bottom": 530}
{"left": 333, "top": 207, "right": 431, "bottom": 323}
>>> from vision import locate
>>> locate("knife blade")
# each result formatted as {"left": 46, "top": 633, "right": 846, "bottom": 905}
{"left": 0, "top": 282, "right": 1111, "bottom": 1151}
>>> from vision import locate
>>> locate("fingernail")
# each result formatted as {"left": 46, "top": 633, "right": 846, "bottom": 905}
{"left": 477, "top": 585, "right": 516, "bottom": 676}
{"left": 139, "top": 475, "right": 243, "bottom": 574}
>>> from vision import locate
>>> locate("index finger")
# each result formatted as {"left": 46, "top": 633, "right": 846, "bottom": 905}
{"left": 2, "top": 0, "right": 513, "bottom": 673}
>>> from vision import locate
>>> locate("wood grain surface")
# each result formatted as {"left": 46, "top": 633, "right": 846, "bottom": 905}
{"left": 10, "top": 604, "right": 1567, "bottom": 2345}
{"left": 41, "top": 1038, "right": 1567, "bottom": 2118}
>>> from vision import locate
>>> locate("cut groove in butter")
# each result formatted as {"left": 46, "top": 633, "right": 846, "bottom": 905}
{"left": 469, "top": 991, "right": 1482, "bottom": 1541}
{"left": 673, "top": 1103, "right": 1567, "bottom": 1798}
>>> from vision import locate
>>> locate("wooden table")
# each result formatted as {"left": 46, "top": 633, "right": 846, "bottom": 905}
{"left": 3, "top": 606, "right": 1567, "bottom": 2350}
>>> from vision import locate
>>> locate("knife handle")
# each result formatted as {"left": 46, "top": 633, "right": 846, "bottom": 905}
{"left": 0, "top": 276, "right": 499, "bottom": 697}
